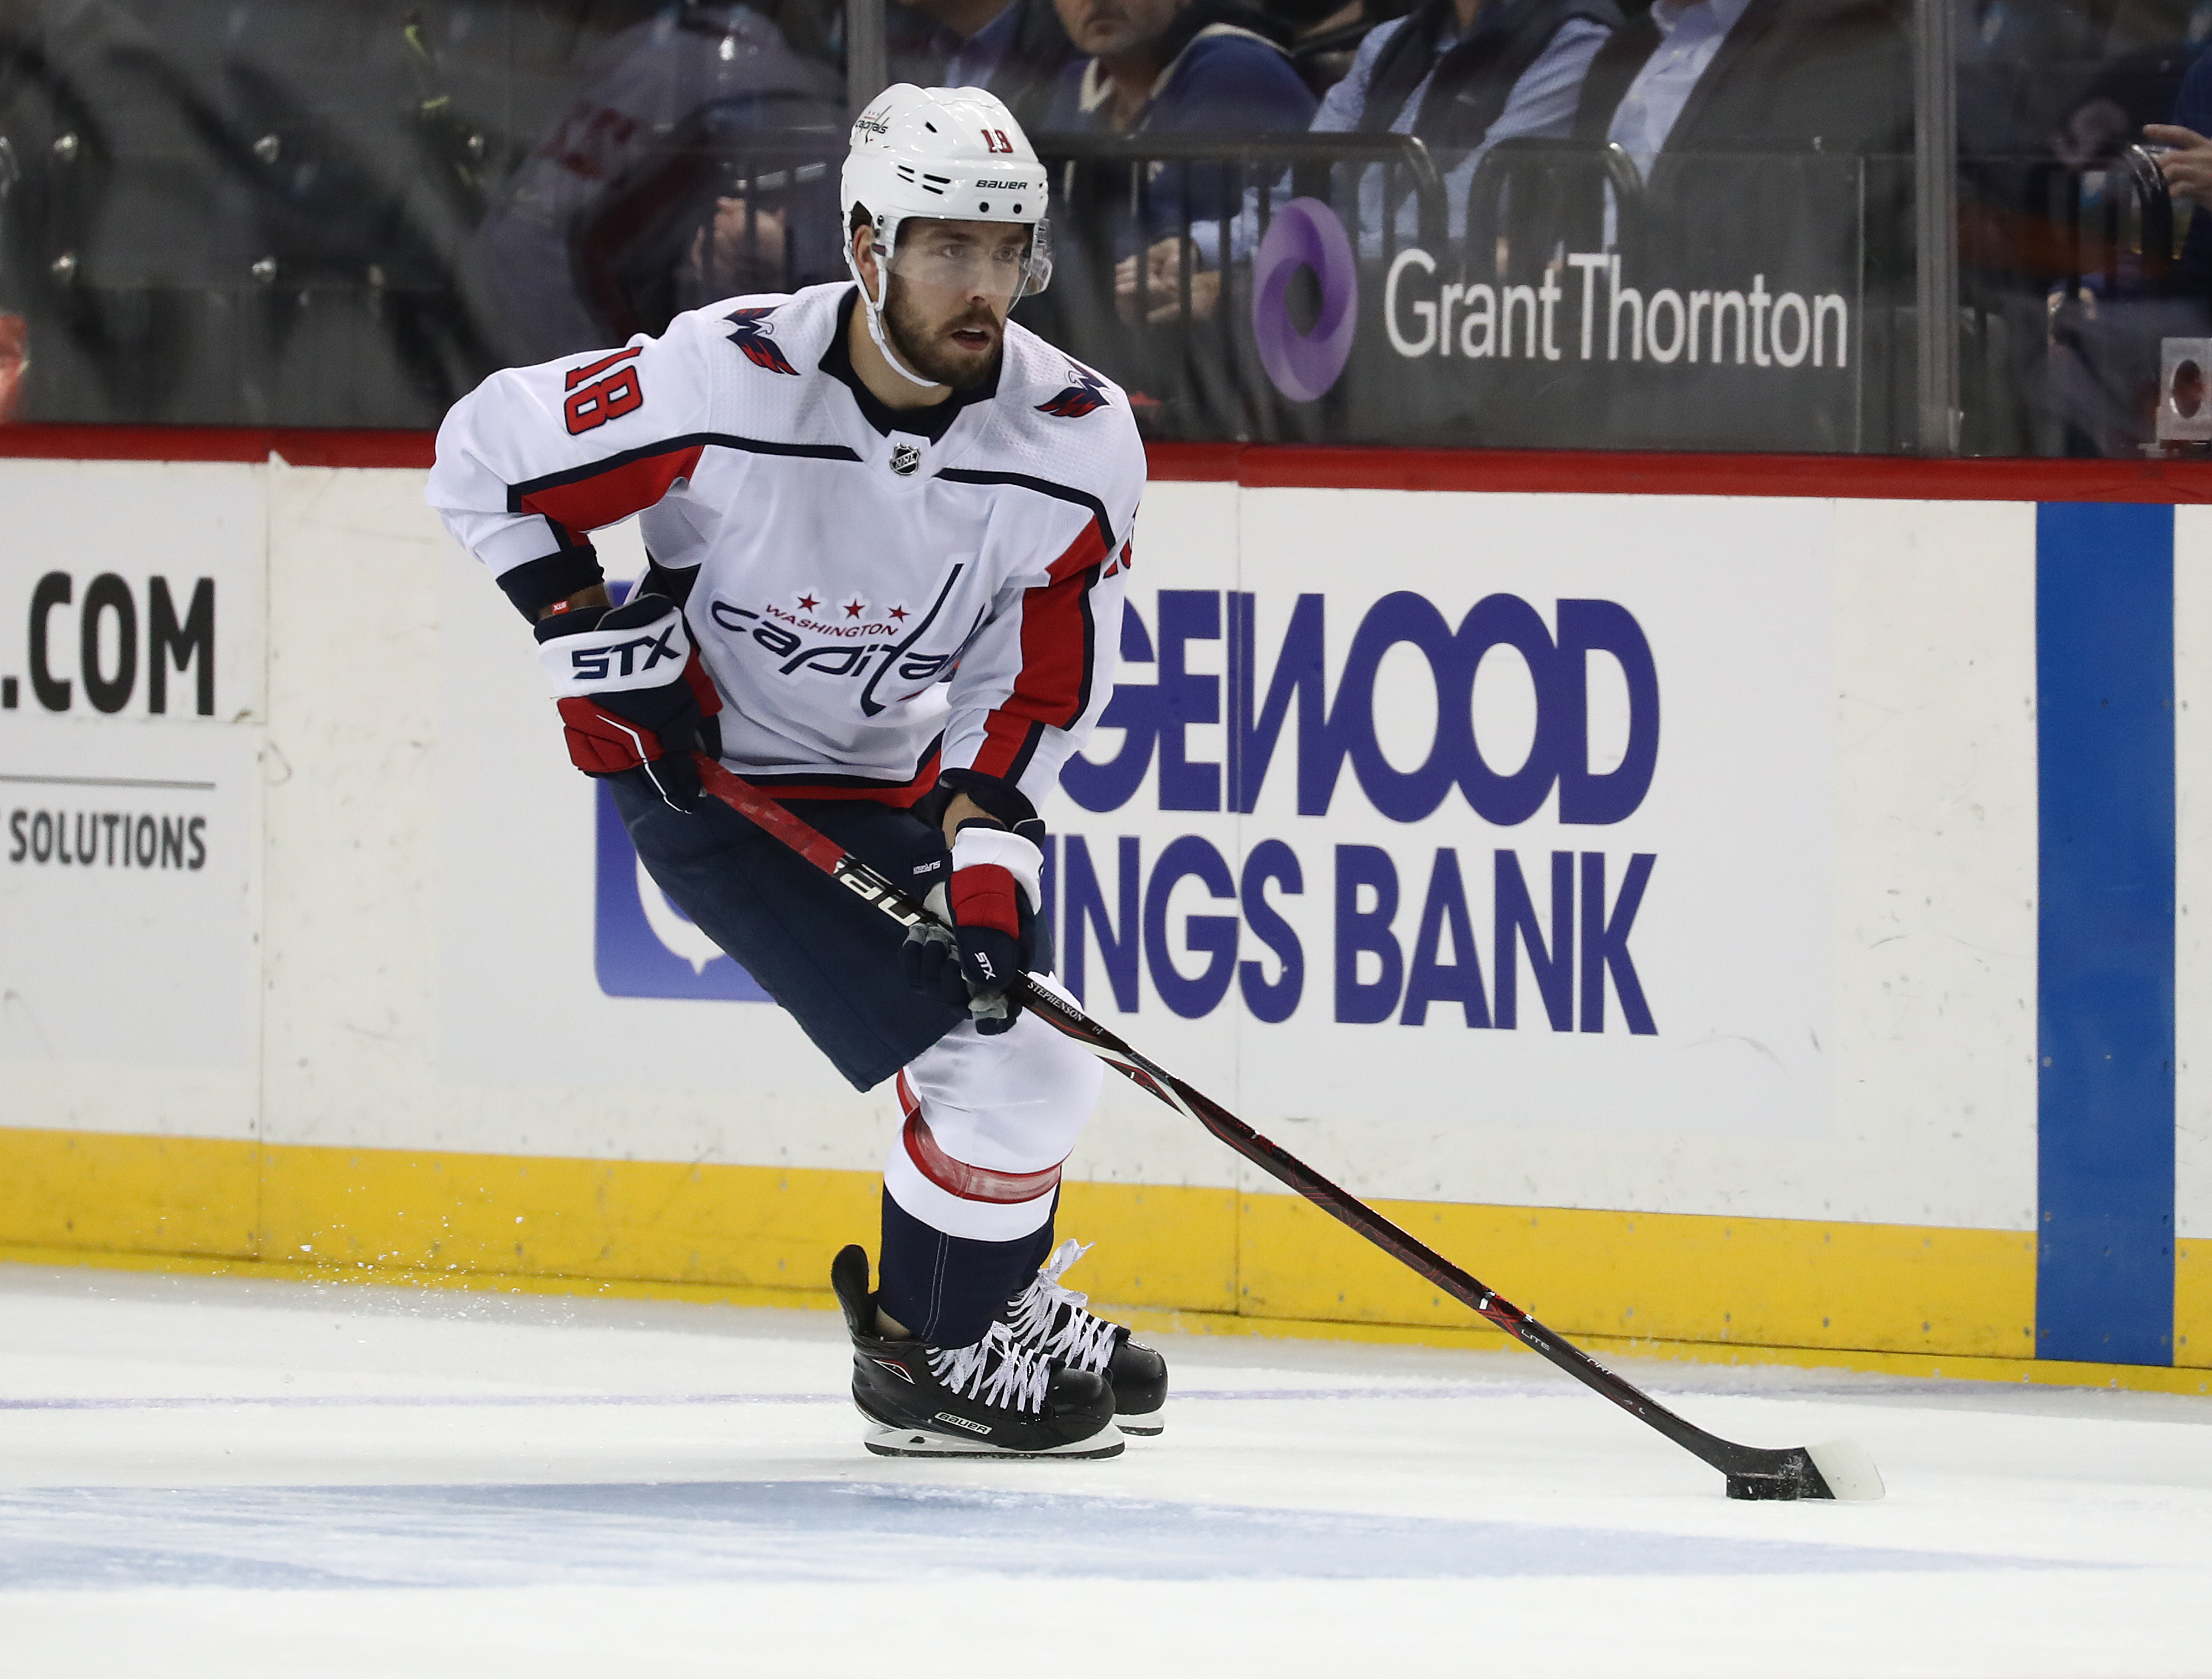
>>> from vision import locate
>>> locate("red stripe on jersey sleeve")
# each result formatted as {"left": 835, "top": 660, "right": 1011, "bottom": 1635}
{"left": 516, "top": 442, "right": 705, "bottom": 534}
{"left": 969, "top": 522, "right": 1110, "bottom": 781}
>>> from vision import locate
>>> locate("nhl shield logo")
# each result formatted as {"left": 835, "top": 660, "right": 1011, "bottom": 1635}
{"left": 888, "top": 441, "right": 923, "bottom": 477}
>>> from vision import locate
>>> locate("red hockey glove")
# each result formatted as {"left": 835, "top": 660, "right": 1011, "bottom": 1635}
{"left": 534, "top": 593, "right": 722, "bottom": 812}
{"left": 901, "top": 817, "right": 1042, "bottom": 1036}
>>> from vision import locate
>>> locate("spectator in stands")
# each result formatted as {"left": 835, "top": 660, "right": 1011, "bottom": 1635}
{"left": 888, "top": 0, "right": 1081, "bottom": 128}
{"left": 470, "top": 2, "right": 846, "bottom": 365}
{"left": 1570, "top": 0, "right": 1910, "bottom": 174}
{"left": 1268, "top": 0, "right": 1391, "bottom": 96}
{"left": 2036, "top": 29, "right": 2212, "bottom": 454}
{"left": 1564, "top": 0, "right": 1909, "bottom": 328}
{"left": 1318, "top": 0, "right": 1612, "bottom": 150}
{"left": 1119, "top": 0, "right": 1617, "bottom": 321}
{"left": 1039, "top": 0, "right": 1317, "bottom": 313}
{"left": 2148, "top": 49, "right": 2212, "bottom": 291}
{"left": 1038, "top": 0, "right": 1317, "bottom": 135}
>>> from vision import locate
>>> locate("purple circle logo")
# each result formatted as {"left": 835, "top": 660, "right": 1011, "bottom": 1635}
{"left": 1251, "top": 198, "right": 1358, "bottom": 404}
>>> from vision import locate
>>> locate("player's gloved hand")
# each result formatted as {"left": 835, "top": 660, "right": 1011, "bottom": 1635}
{"left": 534, "top": 593, "right": 722, "bottom": 812}
{"left": 902, "top": 817, "right": 1042, "bottom": 1034}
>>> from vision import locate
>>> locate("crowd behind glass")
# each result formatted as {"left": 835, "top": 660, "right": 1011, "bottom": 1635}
{"left": 2, "top": 0, "right": 2210, "bottom": 454}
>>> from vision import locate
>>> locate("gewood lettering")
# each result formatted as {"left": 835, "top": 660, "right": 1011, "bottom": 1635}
{"left": 1065, "top": 590, "right": 1657, "bottom": 822}
{"left": 1384, "top": 249, "right": 1848, "bottom": 371}
{"left": 1047, "top": 591, "right": 1659, "bottom": 1032}
{"left": 7, "top": 808, "right": 208, "bottom": 868}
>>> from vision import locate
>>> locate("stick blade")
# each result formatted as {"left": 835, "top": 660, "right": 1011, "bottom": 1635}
{"left": 1804, "top": 1437, "right": 1885, "bottom": 1502}
{"left": 1722, "top": 1437, "right": 1885, "bottom": 1501}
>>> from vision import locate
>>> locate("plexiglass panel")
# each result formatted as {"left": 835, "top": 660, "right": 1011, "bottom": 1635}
{"left": 1959, "top": 0, "right": 2212, "bottom": 455}
{"left": 0, "top": 0, "right": 2205, "bottom": 454}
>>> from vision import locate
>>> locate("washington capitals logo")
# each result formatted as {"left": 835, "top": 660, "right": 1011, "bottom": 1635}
{"left": 1036, "top": 362, "right": 1110, "bottom": 419}
{"left": 725, "top": 307, "right": 797, "bottom": 376}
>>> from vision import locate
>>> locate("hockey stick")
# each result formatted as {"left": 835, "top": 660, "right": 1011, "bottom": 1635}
{"left": 691, "top": 753, "right": 1883, "bottom": 1502}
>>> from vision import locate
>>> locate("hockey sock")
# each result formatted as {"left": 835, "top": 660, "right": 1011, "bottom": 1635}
{"left": 876, "top": 1187, "right": 1058, "bottom": 1347}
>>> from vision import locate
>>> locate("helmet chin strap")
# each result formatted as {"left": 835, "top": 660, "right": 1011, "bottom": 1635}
{"left": 847, "top": 229, "right": 942, "bottom": 392}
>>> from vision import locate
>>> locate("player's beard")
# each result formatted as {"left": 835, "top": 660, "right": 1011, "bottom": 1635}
{"left": 882, "top": 276, "right": 1002, "bottom": 391}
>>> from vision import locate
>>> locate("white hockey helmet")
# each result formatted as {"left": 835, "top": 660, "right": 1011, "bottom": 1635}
{"left": 843, "top": 84, "right": 1052, "bottom": 288}
{"left": 841, "top": 85, "right": 1052, "bottom": 384}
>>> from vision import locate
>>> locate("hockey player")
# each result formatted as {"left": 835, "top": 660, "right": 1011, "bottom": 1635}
{"left": 428, "top": 84, "right": 1163, "bottom": 1459}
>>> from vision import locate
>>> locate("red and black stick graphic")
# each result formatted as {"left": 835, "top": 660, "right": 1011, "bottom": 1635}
{"left": 694, "top": 753, "right": 1883, "bottom": 1502}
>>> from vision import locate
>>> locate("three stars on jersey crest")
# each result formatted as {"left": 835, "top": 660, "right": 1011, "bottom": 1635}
{"left": 794, "top": 593, "right": 910, "bottom": 623}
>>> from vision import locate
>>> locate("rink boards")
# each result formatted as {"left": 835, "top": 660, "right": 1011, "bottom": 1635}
{"left": 0, "top": 439, "right": 2205, "bottom": 1380}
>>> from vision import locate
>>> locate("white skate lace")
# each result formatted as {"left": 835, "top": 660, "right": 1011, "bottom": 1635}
{"left": 927, "top": 1320, "right": 1052, "bottom": 1413}
{"left": 1006, "top": 1239, "right": 1121, "bottom": 1374}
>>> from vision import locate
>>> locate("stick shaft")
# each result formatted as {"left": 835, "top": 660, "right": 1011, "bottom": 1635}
{"left": 689, "top": 756, "right": 1804, "bottom": 1487}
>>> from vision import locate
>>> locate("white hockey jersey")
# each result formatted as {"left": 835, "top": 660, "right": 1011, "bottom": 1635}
{"left": 428, "top": 282, "right": 1145, "bottom": 815}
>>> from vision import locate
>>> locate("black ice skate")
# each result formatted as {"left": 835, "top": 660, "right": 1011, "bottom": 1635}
{"left": 831, "top": 1244, "right": 1124, "bottom": 1459}
{"left": 1004, "top": 1239, "right": 1168, "bottom": 1436}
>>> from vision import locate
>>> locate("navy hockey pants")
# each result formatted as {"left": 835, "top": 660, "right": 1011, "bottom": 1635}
{"left": 612, "top": 777, "right": 1099, "bottom": 1343}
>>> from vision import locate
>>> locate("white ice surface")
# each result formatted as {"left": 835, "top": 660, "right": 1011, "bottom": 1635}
{"left": 2, "top": 1263, "right": 2208, "bottom": 1678}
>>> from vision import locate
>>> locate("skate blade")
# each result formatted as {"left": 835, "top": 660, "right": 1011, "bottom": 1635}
{"left": 1115, "top": 1406, "right": 1164, "bottom": 1437}
{"left": 861, "top": 1418, "right": 1126, "bottom": 1459}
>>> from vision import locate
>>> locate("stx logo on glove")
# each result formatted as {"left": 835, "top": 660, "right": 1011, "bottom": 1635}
{"left": 534, "top": 593, "right": 722, "bottom": 814}
{"left": 566, "top": 624, "right": 684, "bottom": 684}
{"left": 541, "top": 607, "right": 699, "bottom": 696}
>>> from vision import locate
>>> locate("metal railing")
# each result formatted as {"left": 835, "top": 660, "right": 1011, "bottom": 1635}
{"left": 1914, "top": 0, "right": 1959, "bottom": 453}
{"left": 846, "top": 0, "right": 888, "bottom": 116}
{"left": 1036, "top": 129, "right": 1443, "bottom": 234}
{"left": 1460, "top": 137, "right": 1646, "bottom": 276}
